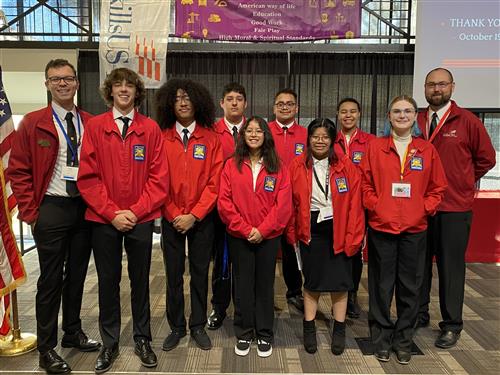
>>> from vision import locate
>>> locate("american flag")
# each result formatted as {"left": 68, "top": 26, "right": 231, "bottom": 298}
{"left": 0, "top": 66, "right": 26, "bottom": 337}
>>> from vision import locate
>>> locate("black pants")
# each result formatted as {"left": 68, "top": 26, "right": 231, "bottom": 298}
{"left": 418, "top": 211, "right": 472, "bottom": 333}
{"left": 92, "top": 221, "right": 153, "bottom": 348}
{"left": 33, "top": 196, "right": 91, "bottom": 354}
{"left": 351, "top": 250, "right": 363, "bottom": 292}
{"left": 368, "top": 228, "right": 426, "bottom": 352}
{"left": 229, "top": 234, "right": 280, "bottom": 342}
{"left": 210, "top": 209, "right": 231, "bottom": 315}
{"left": 162, "top": 216, "right": 213, "bottom": 332}
{"left": 280, "top": 234, "right": 303, "bottom": 298}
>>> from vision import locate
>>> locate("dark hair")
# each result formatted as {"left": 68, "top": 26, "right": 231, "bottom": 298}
{"left": 425, "top": 67, "right": 454, "bottom": 83}
{"left": 337, "top": 97, "right": 361, "bottom": 112}
{"left": 221, "top": 82, "right": 247, "bottom": 101}
{"left": 45, "top": 59, "right": 77, "bottom": 79}
{"left": 274, "top": 88, "right": 298, "bottom": 102}
{"left": 155, "top": 78, "right": 215, "bottom": 129}
{"left": 234, "top": 116, "right": 280, "bottom": 174}
{"left": 305, "top": 118, "right": 338, "bottom": 168}
{"left": 383, "top": 95, "right": 422, "bottom": 137}
{"left": 100, "top": 67, "right": 146, "bottom": 108}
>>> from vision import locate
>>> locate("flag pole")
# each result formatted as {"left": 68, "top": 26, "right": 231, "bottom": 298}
{"left": 0, "top": 290, "right": 37, "bottom": 356}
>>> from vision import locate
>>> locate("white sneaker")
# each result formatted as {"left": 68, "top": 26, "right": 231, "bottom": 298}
{"left": 257, "top": 339, "right": 272, "bottom": 357}
{"left": 234, "top": 339, "right": 252, "bottom": 356}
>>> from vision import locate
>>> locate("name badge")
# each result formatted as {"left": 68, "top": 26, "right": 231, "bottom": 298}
{"left": 295, "top": 143, "right": 305, "bottom": 155}
{"left": 392, "top": 182, "right": 411, "bottom": 198}
{"left": 317, "top": 206, "right": 333, "bottom": 223}
{"left": 61, "top": 166, "right": 79, "bottom": 181}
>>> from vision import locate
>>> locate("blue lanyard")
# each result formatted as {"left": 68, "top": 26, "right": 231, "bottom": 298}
{"left": 52, "top": 109, "right": 81, "bottom": 164}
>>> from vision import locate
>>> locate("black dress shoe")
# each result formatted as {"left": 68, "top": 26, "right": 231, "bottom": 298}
{"left": 395, "top": 350, "right": 411, "bottom": 364}
{"left": 374, "top": 349, "right": 390, "bottom": 362}
{"left": 191, "top": 328, "right": 212, "bottom": 350}
{"left": 94, "top": 346, "right": 119, "bottom": 374}
{"left": 162, "top": 330, "right": 186, "bottom": 351}
{"left": 287, "top": 295, "right": 304, "bottom": 312}
{"left": 134, "top": 338, "right": 157, "bottom": 368}
{"left": 347, "top": 291, "right": 361, "bottom": 319}
{"left": 39, "top": 349, "right": 71, "bottom": 374}
{"left": 435, "top": 330, "right": 460, "bottom": 349}
{"left": 207, "top": 310, "right": 225, "bottom": 330}
{"left": 61, "top": 330, "right": 101, "bottom": 352}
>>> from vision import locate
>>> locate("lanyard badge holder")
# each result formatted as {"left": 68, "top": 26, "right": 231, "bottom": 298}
{"left": 53, "top": 110, "right": 81, "bottom": 181}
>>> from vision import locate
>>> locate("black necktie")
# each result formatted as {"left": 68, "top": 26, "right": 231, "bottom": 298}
{"left": 182, "top": 128, "right": 189, "bottom": 149}
{"left": 429, "top": 112, "right": 438, "bottom": 138}
{"left": 232, "top": 126, "right": 238, "bottom": 144}
{"left": 282, "top": 126, "right": 288, "bottom": 133}
{"left": 65, "top": 112, "right": 79, "bottom": 197}
{"left": 121, "top": 117, "right": 130, "bottom": 139}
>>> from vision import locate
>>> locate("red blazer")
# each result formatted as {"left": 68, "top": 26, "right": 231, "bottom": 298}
{"left": 269, "top": 120, "right": 307, "bottom": 168}
{"left": 360, "top": 136, "right": 447, "bottom": 234}
{"left": 213, "top": 117, "right": 244, "bottom": 161}
{"left": 334, "top": 129, "right": 375, "bottom": 170}
{"left": 162, "top": 125, "right": 223, "bottom": 221}
{"left": 8, "top": 105, "right": 92, "bottom": 224}
{"left": 218, "top": 158, "right": 292, "bottom": 239}
{"left": 287, "top": 154, "right": 365, "bottom": 256}
{"left": 77, "top": 110, "right": 168, "bottom": 224}
{"left": 417, "top": 100, "right": 496, "bottom": 212}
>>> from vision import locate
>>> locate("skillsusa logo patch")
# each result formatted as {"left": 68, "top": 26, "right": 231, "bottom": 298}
{"left": 335, "top": 177, "right": 348, "bottom": 193}
{"left": 264, "top": 176, "right": 276, "bottom": 192}
{"left": 193, "top": 144, "right": 207, "bottom": 160}
{"left": 410, "top": 157, "right": 423, "bottom": 171}
{"left": 133, "top": 145, "right": 145, "bottom": 161}
{"left": 352, "top": 151, "right": 363, "bottom": 164}
{"left": 295, "top": 143, "right": 305, "bottom": 155}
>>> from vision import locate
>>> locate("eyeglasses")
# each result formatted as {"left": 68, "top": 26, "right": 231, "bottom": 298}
{"left": 275, "top": 101, "right": 296, "bottom": 109}
{"left": 390, "top": 109, "right": 416, "bottom": 116}
{"left": 245, "top": 129, "right": 264, "bottom": 135}
{"left": 175, "top": 95, "right": 191, "bottom": 103}
{"left": 425, "top": 81, "right": 452, "bottom": 89}
{"left": 46, "top": 76, "right": 77, "bottom": 84}
{"left": 310, "top": 135, "right": 331, "bottom": 142}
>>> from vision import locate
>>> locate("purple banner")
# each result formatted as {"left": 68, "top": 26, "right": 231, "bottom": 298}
{"left": 175, "top": 0, "right": 361, "bottom": 42}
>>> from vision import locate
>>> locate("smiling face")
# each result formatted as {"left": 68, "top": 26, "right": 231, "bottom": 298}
{"left": 424, "top": 69, "right": 455, "bottom": 110}
{"left": 45, "top": 65, "right": 79, "bottom": 110}
{"left": 337, "top": 101, "right": 360, "bottom": 134}
{"left": 174, "top": 88, "right": 195, "bottom": 126}
{"left": 273, "top": 93, "right": 298, "bottom": 125}
{"left": 310, "top": 126, "right": 332, "bottom": 160}
{"left": 220, "top": 90, "right": 247, "bottom": 124}
{"left": 388, "top": 99, "right": 417, "bottom": 136}
{"left": 244, "top": 120, "right": 265, "bottom": 153}
{"left": 111, "top": 80, "right": 137, "bottom": 114}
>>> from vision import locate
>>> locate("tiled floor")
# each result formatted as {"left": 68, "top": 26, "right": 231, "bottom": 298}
{"left": 1, "top": 245, "right": 498, "bottom": 374}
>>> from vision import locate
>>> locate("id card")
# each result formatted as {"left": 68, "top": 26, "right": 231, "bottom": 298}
{"left": 392, "top": 182, "right": 411, "bottom": 198}
{"left": 317, "top": 206, "right": 333, "bottom": 223}
{"left": 61, "top": 166, "right": 79, "bottom": 181}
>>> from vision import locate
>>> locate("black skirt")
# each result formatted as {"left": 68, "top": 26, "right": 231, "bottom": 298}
{"left": 300, "top": 211, "right": 353, "bottom": 292}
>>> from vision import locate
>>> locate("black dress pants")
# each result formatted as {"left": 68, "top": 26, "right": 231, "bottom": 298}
{"left": 229, "top": 235, "right": 280, "bottom": 342}
{"left": 210, "top": 209, "right": 231, "bottom": 315}
{"left": 92, "top": 221, "right": 153, "bottom": 348}
{"left": 33, "top": 196, "right": 91, "bottom": 354}
{"left": 162, "top": 216, "right": 213, "bottom": 332}
{"left": 280, "top": 234, "right": 303, "bottom": 298}
{"left": 368, "top": 228, "right": 426, "bottom": 352}
{"left": 418, "top": 211, "right": 472, "bottom": 333}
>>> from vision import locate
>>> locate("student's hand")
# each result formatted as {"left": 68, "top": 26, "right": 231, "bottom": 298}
{"left": 248, "top": 227, "right": 263, "bottom": 244}
{"left": 111, "top": 214, "right": 135, "bottom": 232}
{"left": 115, "top": 209, "right": 138, "bottom": 224}
{"left": 173, "top": 214, "right": 196, "bottom": 234}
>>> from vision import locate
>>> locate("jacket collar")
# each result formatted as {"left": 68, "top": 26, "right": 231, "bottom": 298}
{"left": 382, "top": 135, "right": 426, "bottom": 155}
{"left": 165, "top": 123, "right": 205, "bottom": 141}
{"left": 271, "top": 120, "right": 299, "bottom": 134}
{"left": 104, "top": 110, "right": 145, "bottom": 136}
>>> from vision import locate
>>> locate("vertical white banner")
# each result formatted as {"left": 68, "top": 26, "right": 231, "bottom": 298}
{"left": 99, "top": 0, "right": 170, "bottom": 89}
